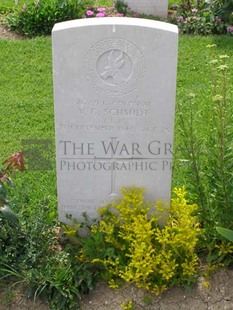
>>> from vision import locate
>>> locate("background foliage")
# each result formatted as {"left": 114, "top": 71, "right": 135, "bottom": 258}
{"left": 0, "top": 0, "right": 233, "bottom": 308}
{"left": 1, "top": 0, "right": 233, "bottom": 36}
{"left": 6, "top": 0, "right": 86, "bottom": 36}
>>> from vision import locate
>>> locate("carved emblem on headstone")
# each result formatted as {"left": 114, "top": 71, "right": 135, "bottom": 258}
{"left": 84, "top": 38, "right": 145, "bottom": 96}
{"left": 100, "top": 50, "right": 128, "bottom": 85}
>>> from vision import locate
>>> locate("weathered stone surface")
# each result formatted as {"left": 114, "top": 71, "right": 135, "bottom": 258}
{"left": 52, "top": 18, "right": 178, "bottom": 222}
{"left": 125, "top": 0, "right": 168, "bottom": 18}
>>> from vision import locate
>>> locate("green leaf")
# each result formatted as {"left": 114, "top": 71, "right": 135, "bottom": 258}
{"left": 216, "top": 227, "right": 233, "bottom": 242}
{"left": 0, "top": 205, "right": 19, "bottom": 223}
{"left": 0, "top": 184, "right": 7, "bottom": 200}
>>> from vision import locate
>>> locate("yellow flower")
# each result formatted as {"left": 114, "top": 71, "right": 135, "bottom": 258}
{"left": 206, "top": 44, "right": 217, "bottom": 48}
{"left": 219, "top": 55, "right": 229, "bottom": 59}
{"left": 121, "top": 301, "right": 134, "bottom": 310}
{"left": 217, "top": 64, "right": 228, "bottom": 71}
{"left": 81, "top": 186, "right": 201, "bottom": 295}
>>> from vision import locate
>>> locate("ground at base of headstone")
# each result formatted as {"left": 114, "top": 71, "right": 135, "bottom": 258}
{"left": 0, "top": 267, "right": 233, "bottom": 310}
{"left": 0, "top": 26, "right": 23, "bottom": 40}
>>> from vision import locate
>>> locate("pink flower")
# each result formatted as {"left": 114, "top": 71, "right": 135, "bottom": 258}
{"left": 227, "top": 25, "right": 233, "bottom": 33}
{"left": 191, "top": 8, "right": 198, "bottom": 14}
{"left": 116, "top": 13, "right": 124, "bottom": 17}
{"left": 0, "top": 173, "right": 10, "bottom": 183}
{"left": 96, "top": 12, "right": 106, "bottom": 17}
{"left": 177, "top": 16, "right": 184, "bottom": 22}
{"left": 172, "top": 3, "right": 179, "bottom": 9}
{"left": 86, "top": 10, "right": 94, "bottom": 16}
{"left": 22, "top": 4, "right": 27, "bottom": 12}
{"left": 97, "top": 7, "right": 106, "bottom": 12}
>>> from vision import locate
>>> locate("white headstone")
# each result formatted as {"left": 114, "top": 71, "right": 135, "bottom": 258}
{"left": 52, "top": 18, "right": 178, "bottom": 223}
{"left": 124, "top": 0, "right": 168, "bottom": 18}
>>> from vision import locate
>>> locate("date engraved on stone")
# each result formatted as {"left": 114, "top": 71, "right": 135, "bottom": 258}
{"left": 84, "top": 38, "right": 145, "bottom": 96}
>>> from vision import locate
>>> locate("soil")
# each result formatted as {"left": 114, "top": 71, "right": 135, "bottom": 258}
{"left": 80, "top": 268, "right": 233, "bottom": 310}
{"left": 1, "top": 27, "right": 233, "bottom": 310}
{"left": 0, "top": 268, "right": 233, "bottom": 310}
{"left": 0, "top": 25, "right": 23, "bottom": 40}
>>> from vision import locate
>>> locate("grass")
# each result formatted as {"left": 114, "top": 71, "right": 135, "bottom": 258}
{"left": 0, "top": 5, "right": 233, "bottom": 308}
{"left": 0, "top": 35, "right": 232, "bottom": 208}
{"left": 174, "top": 35, "right": 233, "bottom": 188}
{"left": 0, "top": 36, "right": 56, "bottom": 209}
{"left": 0, "top": 0, "right": 113, "bottom": 13}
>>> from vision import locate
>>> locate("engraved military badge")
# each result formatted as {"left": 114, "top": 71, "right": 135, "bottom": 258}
{"left": 84, "top": 38, "right": 145, "bottom": 96}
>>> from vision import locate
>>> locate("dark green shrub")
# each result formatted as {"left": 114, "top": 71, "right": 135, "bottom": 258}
{"left": 6, "top": 0, "right": 86, "bottom": 37}
{"left": 171, "top": 0, "right": 233, "bottom": 35}
{"left": 1, "top": 196, "right": 96, "bottom": 309}
{"left": 114, "top": 0, "right": 128, "bottom": 15}
{"left": 175, "top": 2, "right": 229, "bottom": 35}
{"left": 209, "top": 0, "right": 233, "bottom": 22}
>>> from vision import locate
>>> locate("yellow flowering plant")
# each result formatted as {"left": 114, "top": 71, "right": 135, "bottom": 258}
{"left": 80, "top": 186, "right": 202, "bottom": 294}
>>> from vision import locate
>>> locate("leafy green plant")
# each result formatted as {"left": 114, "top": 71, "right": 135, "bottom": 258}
{"left": 216, "top": 227, "right": 233, "bottom": 242}
{"left": 1, "top": 246, "right": 95, "bottom": 309}
{"left": 1, "top": 201, "right": 96, "bottom": 309}
{"left": 169, "top": 0, "right": 232, "bottom": 35}
{"left": 114, "top": 0, "right": 129, "bottom": 15}
{"left": 176, "top": 6, "right": 228, "bottom": 34}
{"left": 0, "top": 152, "right": 25, "bottom": 222}
{"left": 72, "top": 186, "right": 201, "bottom": 295}
{"left": 175, "top": 46, "right": 233, "bottom": 264}
{"left": 179, "top": 0, "right": 195, "bottom": 12}
{"left": 6, "top": 0, "right": 86, "bottom": 36}
{"left": 142, "top": 293, "right": 153, "bottom": 305}
{"left": 0, "top": 153, "right": 96, "bottom": 309}
{"left": 208, "top": 0, "right": 233, "bottom": 22}
{"left": 0, "top": 152, "right": 26, "bottom": 273}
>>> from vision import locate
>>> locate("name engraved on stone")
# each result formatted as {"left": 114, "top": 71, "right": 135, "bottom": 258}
{"left": 76, "top": 98, "right": 151, "bottom": 121}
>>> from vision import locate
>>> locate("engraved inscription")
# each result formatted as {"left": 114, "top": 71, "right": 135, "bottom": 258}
{"left": 59, "top": 137, "right": 173, "bottom": 198}
{"left": 75, "top": 97, "right": 151, "bottom": 126}
{"left": 58, "top": 123, "right": 171, "bottom": 134}
{"left": 84, "top": 38, "right": 145, "bottom": 96}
